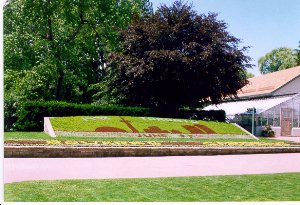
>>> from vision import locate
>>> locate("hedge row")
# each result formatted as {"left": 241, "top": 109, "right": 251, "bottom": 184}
{"left": 15, "top": 101, "right": 225, "bottom": 131}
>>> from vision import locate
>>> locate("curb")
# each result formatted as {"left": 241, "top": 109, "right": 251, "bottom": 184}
{"left": 4, "top": 146, "right": 300, "bottom": 158}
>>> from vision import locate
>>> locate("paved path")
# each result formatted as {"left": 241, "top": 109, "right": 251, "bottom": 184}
{"left": 274, "top": 137, "right": 300, "bottom": 143}
{"left": 4, "top": 153, "right": 300, "bottom": 183}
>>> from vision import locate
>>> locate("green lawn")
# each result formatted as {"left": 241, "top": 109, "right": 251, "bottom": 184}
{"left": 5, "top": 173, "right": 300, "bottom": 202}
{"left": 50, "top": 116, "right": 246, "bottom": 134}
{"left": 4, "top": 132, "right": 51, "bottom": 140}
{"left": 4, "top": 132, "right": 282, "bottom": 143}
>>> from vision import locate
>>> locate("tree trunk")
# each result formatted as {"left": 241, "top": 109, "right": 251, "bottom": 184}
{"left": 55, "top": 69, "right": 64, "bottom": 100}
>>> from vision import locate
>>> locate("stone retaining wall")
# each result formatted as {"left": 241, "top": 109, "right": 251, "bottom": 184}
{"left": 44, "top": 117, "right": 56, "bottom": 137}
{"left": 5, "top": 146, "right": 300, "bottom": 158}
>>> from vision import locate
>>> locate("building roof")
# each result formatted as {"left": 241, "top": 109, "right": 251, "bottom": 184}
{"left": 204, "top": 94, "right": 298, "bottom": 117}
{"left": 238, "top": 66, "right": 300, "bottom": 98}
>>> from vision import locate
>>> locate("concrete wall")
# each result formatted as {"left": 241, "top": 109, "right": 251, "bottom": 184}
{"left": 255, "top": 126, "right": 281, "bottom": 137}
{"left": 272, "top": 126, "right": 281, "bottom": 137}
{"left": 256, "top": 126, "right": 283, "bottom": 137}
{"left": 292, "top": 128, "right": 300, "bottom": 136}
{"left": 44, "top": 117, "right": 56, "bottom": 137}
{"left": 5, "top": 146, "right": 300, "bottom": 158}
{"left": 266, "top": 126, "right": 300, "bottom": 137}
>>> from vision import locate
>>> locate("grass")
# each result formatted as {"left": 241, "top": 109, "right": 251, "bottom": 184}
{"left": 4, "top": 132, "right": 283, "bottom": 143}
{"left": 5, "top": 173, "right": 300, "bottom": 202}
{"left": 50, "top": 116, "right": 246, "bottom": 134}
{"left": 4, "top": 132, "right": 51, "bottom": 140}
{"left": 51, "top": 116, "right": 132, "bottom": 132}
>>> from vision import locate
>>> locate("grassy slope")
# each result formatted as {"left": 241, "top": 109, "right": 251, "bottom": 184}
{"left": 50, "top": 116, "right": 245, "bottom": 134}
{"left": 5, "top": 173, "right": 300, "bottom": 202}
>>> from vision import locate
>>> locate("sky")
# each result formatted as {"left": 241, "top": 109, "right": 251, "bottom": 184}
{"left": 151, "top": 0, "right": 300, "bottom": 76}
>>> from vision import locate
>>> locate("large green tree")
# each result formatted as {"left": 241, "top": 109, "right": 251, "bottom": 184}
{"left": 3, "top": 0, "right": 152, "bottom": 131}
{"left": 95, "top": 1, "right": 251, "bottom": 108}
{"left": 258, "top": 47, "right": 298, "bottom": 74}
{"left": 4, "top": 0, "right": 152, "bottom": 102}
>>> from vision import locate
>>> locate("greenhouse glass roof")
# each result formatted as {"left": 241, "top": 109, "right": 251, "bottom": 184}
{"left": 203, "top": 94, "right": 299, "bottom": 116}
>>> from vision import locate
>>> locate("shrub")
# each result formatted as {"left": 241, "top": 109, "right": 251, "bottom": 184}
{"left": 15, "top": 101, "right": 225, "bottom": 131}
{"left": 261, "top": 125, "right": 275, "bottom": 137}
{"left": 4, "top": 93, "right": 20, "bottom": 131}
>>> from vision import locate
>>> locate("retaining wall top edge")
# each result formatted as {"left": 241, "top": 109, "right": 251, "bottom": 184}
{"left": 4, "top": 145, "right": 300, "bottom": 150}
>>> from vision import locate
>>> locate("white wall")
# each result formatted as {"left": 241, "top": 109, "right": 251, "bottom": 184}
{"left": 266, "top": 127, "right": 300, "bottom": 137}
{"left": 271, "top": 126, "right": 281, "bottom": 137}
{"left": 274, "top": 76, "right": 300, "bottom": 96}
{"left": 292, "top": 128, "right": 300, "bottom": 136}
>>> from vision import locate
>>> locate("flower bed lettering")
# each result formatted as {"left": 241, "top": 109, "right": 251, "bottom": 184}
{"left": 95, "top": 117, "right": 216, "bottom": 134}
{"left": 50, "top": 116, "right": 247, "bottom": 135}
{"left": 95, "top": 127, "right": 128, "bottom": 132}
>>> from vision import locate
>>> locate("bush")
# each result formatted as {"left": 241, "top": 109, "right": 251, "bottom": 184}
{"left": 15, "top": 101, "right": 150, "bottom": 131}
{"left": 15, "top": 101, "right": 226, "bottom": 131}
{"left": 261, "top": 125, "right": 275, "bottom": 137}
{"left": 149, "top": 108, "right": 225, "bottom": 122}
{"left": 4, "top": 93, "right": 20, "bottom": 131}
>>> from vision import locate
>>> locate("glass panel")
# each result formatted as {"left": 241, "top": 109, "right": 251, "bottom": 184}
{"left": 282, "top": 108, "right": 292, "bottom": 119}
{"left": 293, "top": 119, "right": 298, "bottom": 127}
{"left": 268, "top": 113, "right": 274, "bottom": 126}
{"left": 261, "top": 116, "right": 267, "bottom": 126}
{"left": 273, "top": 114, "right": 280, "bottom": 126}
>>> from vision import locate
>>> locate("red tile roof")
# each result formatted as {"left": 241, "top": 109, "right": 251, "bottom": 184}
{"left": 238, "top": 66, "right": 300, "bottom": 98}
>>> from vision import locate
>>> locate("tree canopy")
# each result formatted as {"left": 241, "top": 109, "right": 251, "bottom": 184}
{"left": 96, "top": 1, "right": 251, "bottom": 108}
{"left": 258, "top": 47, "right": 298, "bottom": 74}
{"left": 4, "top": 0, "right": 152, "bottom": 102}
{"left": 296, "top": 42, "right": 300, "bottom": 65}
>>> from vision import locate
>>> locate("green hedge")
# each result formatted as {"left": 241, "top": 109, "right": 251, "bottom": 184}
{"left": 15, "top": 101, "right": 225, "bottom": 131}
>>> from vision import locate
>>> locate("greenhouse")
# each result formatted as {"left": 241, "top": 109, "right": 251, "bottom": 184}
{"left": 204, "top": 66, "right": 300, "bottom": 136}
{"left": 204, "top": 94, "right": 300, "bottom": 136}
